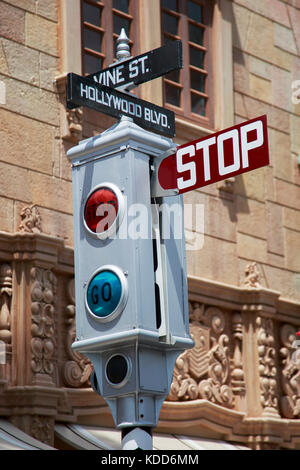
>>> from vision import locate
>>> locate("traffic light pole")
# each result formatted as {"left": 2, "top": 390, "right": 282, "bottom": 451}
{"left": 121, "top": 427, "right": 153, "bottom": 450}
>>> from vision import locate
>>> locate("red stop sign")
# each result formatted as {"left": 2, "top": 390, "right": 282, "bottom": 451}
{"left": 84, "top": 187, "right": 118, "bottom": 234}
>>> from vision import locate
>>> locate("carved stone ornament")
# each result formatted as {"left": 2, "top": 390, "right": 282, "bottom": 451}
{"left": 63, "top": 278, "right": 92, "bottom": 387}
{"left": 243, "top": 262, "right": 261, "bottom": 288}
{"left": 0, "top": 264, "right": 12, "bottom": 346}
{"left": 30, "top": 267, "right": 56, "bottom": 385}
{"left": 231, "top": 312, "right": 245, "bottom": 395}
{"left": 19, "top": 204, "right": 42, "bottom": 233}
{"left": 280, "top": 324, "right": 300, "bottom": 418}
{"left": 167, "top": 303, "right": 233, "bottom": 407}
{"left": 65, "top": 108, "right": 83, "bottom": 142}
{"left": 256, "top": 316, "right": 279, "bottom": 416}
{"left": 30, "top": 415, "right": 53, "bottom": 445}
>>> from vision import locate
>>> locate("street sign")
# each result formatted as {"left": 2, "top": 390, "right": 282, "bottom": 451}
{"left": 88, "top": 40, "right": 182, "bottom": 91}
{"left": 66, "top": 72, "right": 175, "bottom": 137}
{"left": 151, "top": 115, "right": 269, "bottom": 197}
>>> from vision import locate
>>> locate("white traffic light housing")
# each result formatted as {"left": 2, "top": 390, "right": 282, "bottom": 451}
{"left": 67, "top": 117, "right": 193, "bottom": 429}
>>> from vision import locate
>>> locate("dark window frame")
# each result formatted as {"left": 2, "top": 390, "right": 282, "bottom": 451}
{"left": 81, "top": 0, "right": 139, "bottom": 75}
{"left": 161, "top": 0, "right": 214, "bottom": 129}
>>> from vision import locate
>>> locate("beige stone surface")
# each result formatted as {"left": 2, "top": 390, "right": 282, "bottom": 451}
{"left": 274, "top": 23, "right": 298, "bottom": 55}
{"left": 235, "top": 167, "right": 266, "bottom": 201}
{"left": 249, "top": 56, "right": 272, "bottom": 81}
{"left": 0, "top": 196, "right": 14, "bottom": 232}
{"left": 234, "top": 92, "right": 247, "bottom": 118}
{"left": 275, "top": 178, "right": 300, "bottom": 210}
{"left": 237, "top": 232, "right": 268, "bottom": 264}
{"left": 242, "top": 95, "right": 290, "bottom": 133}
{"left": 0, "top": 38, "right": 39, "bottom": 86}
{"left": 233, "top": 49, "right": 249, "bottom": 95}
{"left": 25, "top": 12, "right": 57, "bottom": 56}
{"left": 40, "top": 53, "right": 58, "bottom": 91}
{"left": 184, "top": 190, "right": 236, "bottom": 243}
{"left": 271, "top": 67, "right": 292, "bottom": 112}
{"left": 268, "top": 128, "right": 292, "bottom": 182}
{"left": 236, "top": 196, "right": 267, "bottom": 240}
{"left": 28, "top": 171, "right": 73, "bottom": 214}
{"left": 245, "top": 13, "right": 273, "bottom": 62}
{"left": 232, "top": 3, "right": 251, "bottom": 50}
{"left": 265, "top": 0, "right": 290, "bottom": 27}
{"left": 284, "top": 207, "right": 300, "bottom": 233}
{"left": 0, "top": 161, "right": 31, "bottom": 202}
{"left": 288, "top": 5, "right": 300, "bottom": 56}
{"left": 266, "top": 202, "right": 285, "bottom": 256}
{"left": 36, "top": 0, "right": 58, "bottom": 22}
{"left": 1, "top": 76, "right": 59, "bottom": 126}
{"left": 0, "top": 2, "right": 25, "bottom": 44}
{"left": 290, "top": 114, "right": 300, "bottom": 154}
{"left": 0, "top": 108, "right": 55, "bottom": 174}
{"left": 272, "top": 46, "right": 292, "bottom": 71}
{"left": 186, "top": 234, "right": 238, "bottom": 285}
{"left": 249, "top": 74, "right": 272, "bottom": 104}
{"left": 2, "top": 0, "right": 36, "bottom": 13}
{"left": 285, "top": 228, "right": 300, "bottom": 272}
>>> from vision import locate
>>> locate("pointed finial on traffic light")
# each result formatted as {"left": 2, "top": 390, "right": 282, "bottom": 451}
{"left": 116, "top": 28, "right": 131, "bottom": 61}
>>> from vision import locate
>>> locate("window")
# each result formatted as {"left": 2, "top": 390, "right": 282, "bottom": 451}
{"left": 81, "top": 0, "right": 137, "bottom": 75}
{"left": 161, "top": 0, "right": 214, "bottom": 127}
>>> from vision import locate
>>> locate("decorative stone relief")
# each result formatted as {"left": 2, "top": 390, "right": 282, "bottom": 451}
{"left": 0, "top": 264, "right": 12, "bottom": 346}
{"left": 30, "top": 267, "right": 56, "bottom": 385}
{"left": 65, "top": 108, "right": 83, "bottom": 143}
{"left": 167, "top": 303, "right": 233, "bottom": 407}
{"left": 256, "top": 316, "right": 279, "bottom": 416}
{"left": 280, "top": 324, "right": 300, "bottom": 418}
{"left": 19, "top": 205, "right": 42, "bottom": 233}
{"left": 231, "top": 312, "right": 245, "bottom": 396}
{"left": 30, "top": 415, "right": 53, "bottom": 445}
{"left": 243, "top": 262, "right": 261, "bottom": 288}
{"left": 63, "top": 278, "right": 92, "bottom": 387}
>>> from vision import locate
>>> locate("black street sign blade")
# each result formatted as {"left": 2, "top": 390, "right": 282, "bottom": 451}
{"left": 66, "top": 73, "right": 175, "bottom": 138}
{"left": 87, "top": 40, "right": 182, "bottom": 90}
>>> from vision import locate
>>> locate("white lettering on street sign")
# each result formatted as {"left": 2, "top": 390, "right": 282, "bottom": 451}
{"left": 151, "top": 115, "right": 269, "bottom": 197}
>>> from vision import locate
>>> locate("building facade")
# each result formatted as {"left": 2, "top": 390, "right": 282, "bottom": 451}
{"left": 0, "top": 0, "right": 300, "bottom": 450}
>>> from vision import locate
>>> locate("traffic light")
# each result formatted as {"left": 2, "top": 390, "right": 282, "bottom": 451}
{"left": 67, "top": 117, "right": 193, "bottom": 429}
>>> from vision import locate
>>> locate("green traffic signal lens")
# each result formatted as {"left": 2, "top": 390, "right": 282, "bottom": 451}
{"left": 86, "top": 270, "right": 122, "bottom": 318}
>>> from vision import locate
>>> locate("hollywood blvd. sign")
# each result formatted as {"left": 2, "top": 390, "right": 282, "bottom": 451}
{"left": 66, "top": 73, "right": 175, "bottom": 137}
{"left": 151, "top": 115, "right": 269, "bottom": 197}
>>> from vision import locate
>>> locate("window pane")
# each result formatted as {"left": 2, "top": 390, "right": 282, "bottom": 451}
{"left": 82, "top": 2, "right": 102, "bottom": 26}
{"left": 191, "top": 93, "right": 206, "bottom": 116}
{"left": 190, "top": 69, "right": 206, "bottom": 92}
{"left": 84, "top": 54, "right": 102, "bottom": 74}
{"left": 165, "top": 69, "right": 180, "bottom": 83}
{"left": 113, "top": 0, "right": 129, "bottom": 14}
{"left": 165, "top": 83, "right": 181, "bottom": 107}
{"left": 162, "top": 12, "right": 178, "bottom": 36}
{"left": 189, "top": 23, "right": 204, "bottom": 45}
{"left": 162, "top": 0, "right": 178, "bottom": 11}
{"left": 188, "top": 1, "right": 203, "bottom": 23}
{"left": 83, "top": 27, "right": 103, "bottom": 52}
{"left": 189, "top": 46, "right": 204, "bottom": 69}
{"left": 114, "top": 14, "right": 131, "bottom": 36}
{"left": 163, "top": 34, "right": 178, "bottom": 45}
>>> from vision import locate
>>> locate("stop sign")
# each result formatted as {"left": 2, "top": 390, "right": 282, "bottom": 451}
{"left": 151, "top": 115, "right": 269, "bottom": 197}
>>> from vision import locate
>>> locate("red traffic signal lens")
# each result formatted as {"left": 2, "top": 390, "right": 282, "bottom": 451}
{"left": 84, "top": 187, "right": 119, "bottom": 234}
